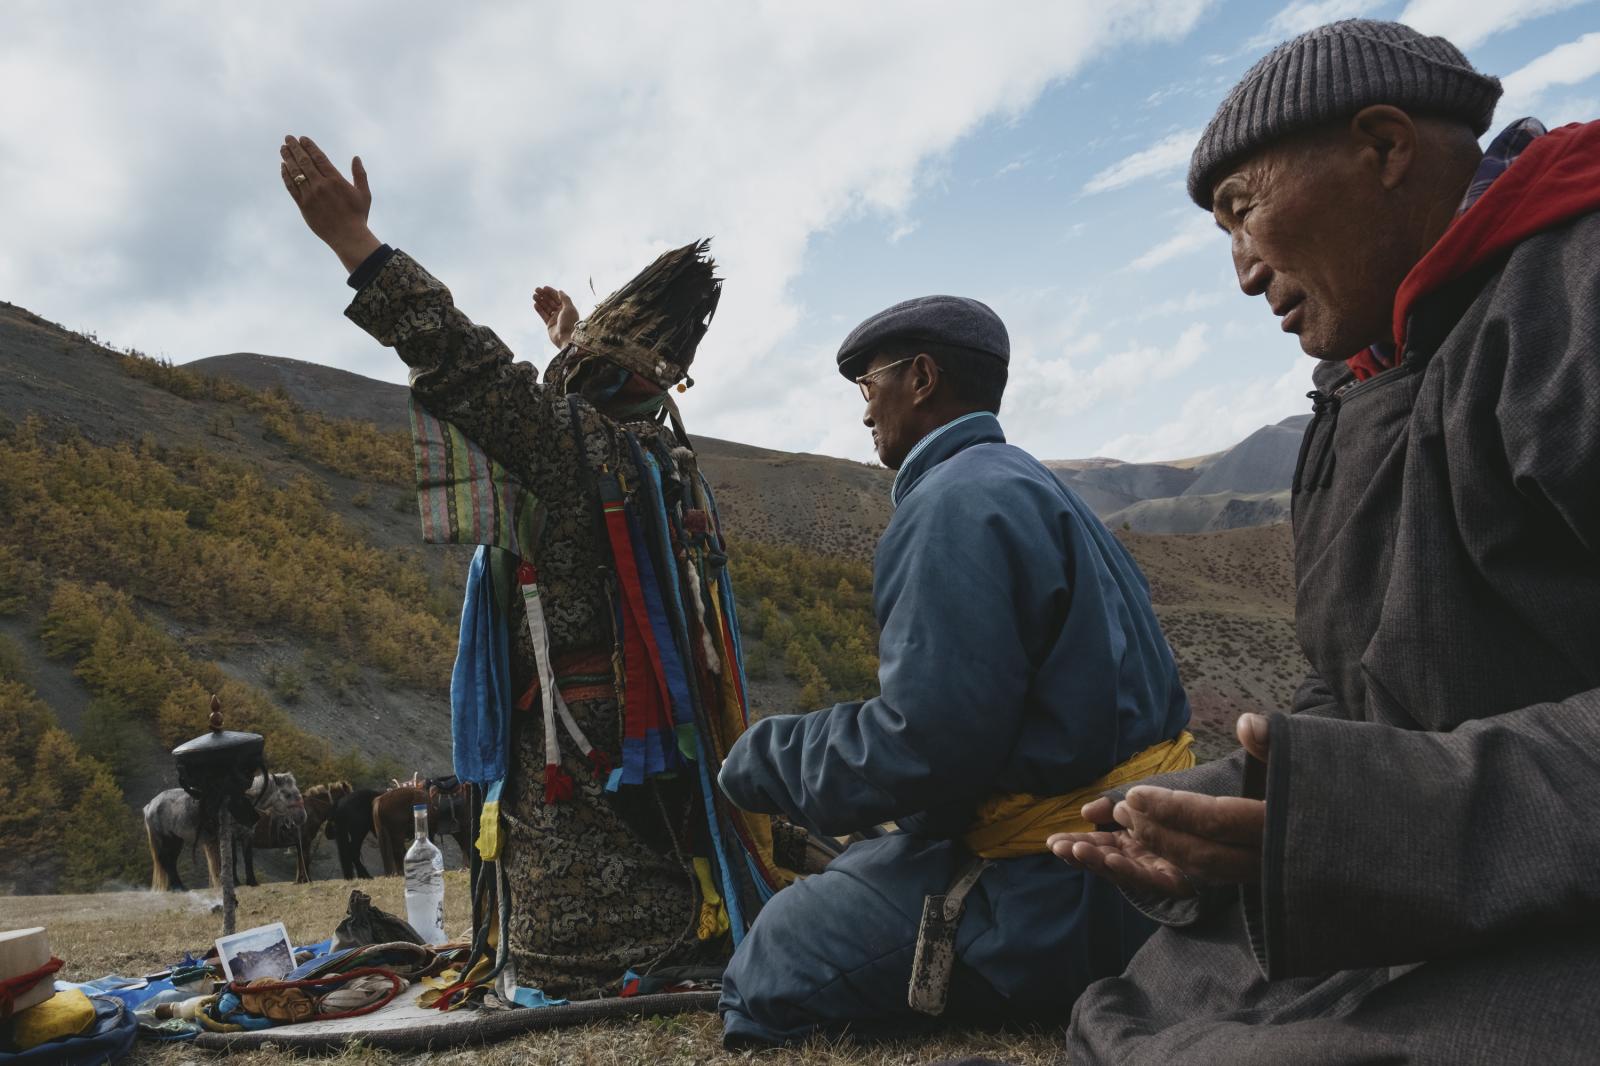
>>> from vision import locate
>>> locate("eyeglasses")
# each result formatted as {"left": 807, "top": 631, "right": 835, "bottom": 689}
{"left": 854, "top": 357, "right": 916, "bottom": 401}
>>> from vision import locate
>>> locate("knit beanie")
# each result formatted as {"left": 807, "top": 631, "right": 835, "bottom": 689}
{"left": 1188, "top": 19, "right": 1501, "bottom": 208}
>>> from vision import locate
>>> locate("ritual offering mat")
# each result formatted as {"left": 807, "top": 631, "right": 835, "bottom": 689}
{"left": 190, "top": 990, "right": 719, "bottom": 1052}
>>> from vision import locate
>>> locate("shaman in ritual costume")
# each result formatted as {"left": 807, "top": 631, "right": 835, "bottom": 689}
{"left": 342, "top": 240, "right": 786, "bottom": 999}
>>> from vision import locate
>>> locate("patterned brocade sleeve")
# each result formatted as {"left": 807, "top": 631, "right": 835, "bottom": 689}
{"left": 344, "top": 249, "right": 565, "bottom": 485}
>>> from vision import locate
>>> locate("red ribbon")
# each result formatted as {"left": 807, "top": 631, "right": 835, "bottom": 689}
{"left": 1, "top": 956, "right": 64, "bottom": 1018}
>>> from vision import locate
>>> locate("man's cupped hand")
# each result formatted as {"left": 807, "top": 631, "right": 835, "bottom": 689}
{"left": 1048, "top": 712, "right": 1271, "bottom": 899}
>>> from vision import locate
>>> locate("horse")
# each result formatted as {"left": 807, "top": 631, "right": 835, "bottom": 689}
{"left": 372, "top": 777, "right": 474, "bottom": 875}
{"left": 232, "top": 781, "right": 351, "bottom": 886}
{"left": 144, "top": 771, "right": 305, "bottom": 892}
{"left": 326, "top": 786, "right": 383, "bottom": 879}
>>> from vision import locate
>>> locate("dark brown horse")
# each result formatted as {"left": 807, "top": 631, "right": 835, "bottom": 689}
{"left": 326, "top": 786, "right": 382, "bottom": 879}
{"left": 372, "top": 778, "right": 473, "bottom": 875}
{"left": 234, "top": 781, "right": 351, "bottom": 885}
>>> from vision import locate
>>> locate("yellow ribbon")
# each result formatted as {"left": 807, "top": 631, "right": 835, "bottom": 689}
{"left": 692, "top": 857, "right": 731, "bottom": 941}
{"left": 963, "top": 731, "right": 1196, "bottom": 859}
{"left": 475, "top": 783, "right": 502, "bottom": 862}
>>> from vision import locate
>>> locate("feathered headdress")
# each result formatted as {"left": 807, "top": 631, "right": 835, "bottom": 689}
{"left": 555, "top": 239, "right": 721, "bottom": 393}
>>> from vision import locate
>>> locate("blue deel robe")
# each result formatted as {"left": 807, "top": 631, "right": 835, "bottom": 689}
{"left": 716, "top": 412, "right": 1191, "bottom": 1045}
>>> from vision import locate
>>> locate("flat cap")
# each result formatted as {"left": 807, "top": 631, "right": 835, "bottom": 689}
{"left": 836, "top": 295, "right": 1010, "bottom": 381}
{"left": 1189, "top": 19, "right": 1501, "bottom": 209}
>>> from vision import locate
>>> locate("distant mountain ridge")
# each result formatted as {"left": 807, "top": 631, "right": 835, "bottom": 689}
{"left": 188, "top": 352, "right": 1311, "bottom": 538}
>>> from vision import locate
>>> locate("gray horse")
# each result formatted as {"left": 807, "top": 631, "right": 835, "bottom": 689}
{"left": 144, "top": 771, "right": 305, "bottom": 892}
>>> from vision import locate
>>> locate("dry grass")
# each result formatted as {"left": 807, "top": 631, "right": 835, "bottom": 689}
{"left": 4, "top": 875, "right": 1061, "bottom": 1065}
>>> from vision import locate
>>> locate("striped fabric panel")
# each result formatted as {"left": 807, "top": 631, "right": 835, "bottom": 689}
{"left": 516, "top": 651, "right": 618, "bottom": 710}
{"left": 408, "top": 396, "right": 543, "bottom": 556}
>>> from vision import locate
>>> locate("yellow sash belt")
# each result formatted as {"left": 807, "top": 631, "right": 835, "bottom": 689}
{"left": 963, "top": 731, "right": 1195, "bottom": 859}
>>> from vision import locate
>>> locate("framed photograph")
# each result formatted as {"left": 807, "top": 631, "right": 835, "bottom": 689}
{"left": 216, "top": 922, "right": 295, "bottom": 984}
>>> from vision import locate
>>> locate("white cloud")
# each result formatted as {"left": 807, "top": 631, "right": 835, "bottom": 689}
{"left": 1095, "top": 356, "right": 1313, "bottom": 462}
{"left": 1264, "top": 0, "right": 1385, "bottom": 40}
{"left": 1083, "top": 323, "right": 1210, "bottom": 396}
{"left": 1001, "top": 321, "right": 1212, "bottom": 456}
{"left": 887, "top": 219, "right": 920, "bottom": 244}
{"left": 1124, "top": 214, "right": 1221, "bottom": 271}
{"left": 1499, "top": 31, "right": 1600, "bottom": 116}
{"left": 0, "top": 0, "right": 1218, "bottom": 458}
{"left": 1145, "top": 288, "right": 1227, "bottom": 316}
{"left": 1398, "top": 0, "right": 1593, "bottom": 50}
{"left": 1081, "top": 128, "right": 1203, "bottom": 195}
{"left": 1542, "top": 93, "right": 1600, "bottom": 125}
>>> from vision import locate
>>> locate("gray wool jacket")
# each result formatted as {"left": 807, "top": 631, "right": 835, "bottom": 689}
{"left": 1067, "top": 207, "right": 1600, "bottom": 1065}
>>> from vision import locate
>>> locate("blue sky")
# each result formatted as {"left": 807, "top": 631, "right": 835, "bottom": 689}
{"left": 788, "top": 0, "right": 1600, "bottom": 461}
{"left": 3, "top": 1, "right": 1596, "bottom": 463}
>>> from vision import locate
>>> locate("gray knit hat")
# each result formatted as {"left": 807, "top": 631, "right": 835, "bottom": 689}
{"left": 1187, "top": 19, "right": 1501, "bottom": 208}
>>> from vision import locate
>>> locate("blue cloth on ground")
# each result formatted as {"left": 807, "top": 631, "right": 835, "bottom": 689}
{"left": 59, "top": 976, "right": 174, "bottom": 1012}
{"left": 295, "top": 938, "right": 333, "bottom": 958}
{"left": 510, "top": 986, "right": 568, "bottom": 1009}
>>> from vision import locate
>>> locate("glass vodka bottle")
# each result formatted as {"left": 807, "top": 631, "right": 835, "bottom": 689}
{"left": 403, "top": 803, "right": 446, "bottom": 945}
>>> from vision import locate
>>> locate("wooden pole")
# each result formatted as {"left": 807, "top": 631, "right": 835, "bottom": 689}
{"left": 219, "top": 806, "right": 238, "bottom": 936}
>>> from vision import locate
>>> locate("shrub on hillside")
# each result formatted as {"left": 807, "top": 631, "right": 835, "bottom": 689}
{"left": 6, "top": 422, "right": 453, "bottom": 691}
{"left": 40, "top": 580, "right": 375, "bottom": 788}
{"left": 0, "top": 678, "right": 145, "bottom": 893}
{"left": 0, "top": 545, "right": 44, "bottom": 616}
{"left": 727, "top": 540, "right": 880, "bottom": 710}
{"left": 0, "top": 635, "right": 31, "bottom": 686}
{"left": 78, "top": 699, "right": 145, "bottom": 790}
{"left": 116, "top": 352, "right": 411, "bottom": 485}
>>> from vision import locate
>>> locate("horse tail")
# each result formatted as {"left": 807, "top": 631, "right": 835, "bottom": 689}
{"left": 202, "top": 833, "right": 222, "bottom": 889}
{"left": 148, "top": 823, "right": 169, "bottom": 892}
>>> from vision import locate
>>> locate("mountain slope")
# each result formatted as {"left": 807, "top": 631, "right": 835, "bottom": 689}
{"left": 1183, "top": 415, "right": 1311, "bottom": 497}
{"left": 1, "top": 301, "right": 1308, "bottom": 888}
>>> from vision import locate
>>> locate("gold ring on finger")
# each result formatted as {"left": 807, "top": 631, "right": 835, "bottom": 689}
{"left": 293, "top": 173, "right": 307, "bottom": 184}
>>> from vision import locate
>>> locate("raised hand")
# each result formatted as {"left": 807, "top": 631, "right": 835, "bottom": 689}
{"left": 279, "top": 135, "right": 383, "bottom": 273}
{"left": 1049, "top": 713, "right": 1272, "bottom": 898}
{"left": 533, "top": 286, "right": 580, "bottom": 348}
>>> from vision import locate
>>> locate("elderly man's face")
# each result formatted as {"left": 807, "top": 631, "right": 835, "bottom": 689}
{"left": 1211, "top": 133, "right": 1405, "bottom": 359}
{"left": 859, "top": 351, "right": 925, "bottom": 469}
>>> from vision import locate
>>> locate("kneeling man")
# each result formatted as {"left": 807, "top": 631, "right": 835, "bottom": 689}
{"left": 716, "top": 296, "right": 1192, "bottom": 1045}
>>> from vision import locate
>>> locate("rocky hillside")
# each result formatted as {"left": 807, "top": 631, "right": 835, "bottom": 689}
{"left": 1119, "top": 524, "right": 1303, "bottom": 757}
{"left": 2, "top": 303, "right": 1307, "bottom": 889}
{"left": 1, "top": 311, "right": 468, "bottom": 775}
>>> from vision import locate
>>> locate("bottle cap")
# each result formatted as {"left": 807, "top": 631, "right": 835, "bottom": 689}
{"left": 412, "top": 803, "right": 427, "bottom": 812}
